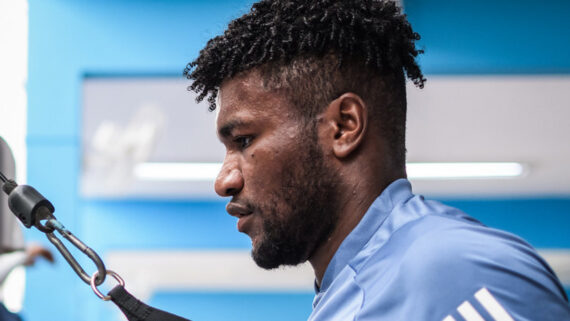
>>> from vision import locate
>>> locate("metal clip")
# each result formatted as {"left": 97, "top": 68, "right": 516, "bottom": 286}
{"left": 45, "top": 219, "right": 107, "bottom": 286}
{"left": 91, "top": 270, "right": 124, "bottom": 301}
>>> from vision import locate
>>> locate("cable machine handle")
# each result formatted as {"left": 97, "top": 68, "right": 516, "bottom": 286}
{"left": 0, "top": 171, "right": 192, "bottom": 321}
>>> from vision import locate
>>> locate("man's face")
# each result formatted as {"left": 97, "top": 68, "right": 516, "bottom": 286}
{"left": 215, "top": 72, "right": 339, "bottom": 269}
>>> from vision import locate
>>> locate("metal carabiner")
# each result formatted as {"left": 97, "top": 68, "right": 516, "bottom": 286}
{"left": 45, "top": 219, "right": 107, "bottom": 286}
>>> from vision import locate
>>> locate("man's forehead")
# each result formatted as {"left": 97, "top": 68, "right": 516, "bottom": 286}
{"left": 215, "top": 102, "right": 264, "bottom": 133}
{"left": 219, "top": 71, "right": 267, "bottom": 101}
{"left": 217, "top": 73, "right": 282, "bottom": 115}
{"left": 215, "top": 76, "right": 265, "bottom": 135}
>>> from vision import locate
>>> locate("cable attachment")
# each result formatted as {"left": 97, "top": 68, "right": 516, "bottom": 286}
{"left": 2, "top": 180, "right": 55, "bottom": 232}
{"left": 0, "top": 172, "right": 107, "bottom": 285}
{"left": 45, "top": 219, "right": 107, "bottom": 286}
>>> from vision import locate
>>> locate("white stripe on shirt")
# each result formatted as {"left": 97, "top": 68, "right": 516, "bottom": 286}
{"left": 474, "top": 288, "right": 515, "bottom": 321}
{"left": 457, "top": 301, "right": 486, "bottom": 321}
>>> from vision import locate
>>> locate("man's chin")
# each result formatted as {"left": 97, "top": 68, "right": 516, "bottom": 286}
{"left": 251, "top": 244, "right": 309, "bottom": 270}
{"left": 251, "top": 251, "right": 281, "bottom": 270}
{"left": 250, "top": 243, "right": 287, "bottom": 270}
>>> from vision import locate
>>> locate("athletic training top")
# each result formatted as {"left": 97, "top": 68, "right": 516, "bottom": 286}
{"left": 309, "top": 179, "right": 570, "bottom": 321}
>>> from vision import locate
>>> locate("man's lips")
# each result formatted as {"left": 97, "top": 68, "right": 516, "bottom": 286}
{"left": 236, "top": 215, "right": 253, "bottom": 233}
{"left": 226, "top": 202, "right": 253, "bottom": 217}
{"left": 226, "top": 202, "right": 254, "bottom": 232}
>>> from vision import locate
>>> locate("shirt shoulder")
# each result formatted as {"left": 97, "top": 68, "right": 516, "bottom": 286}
{"left": 354, "top": 213, "right": 570, "bottom": 321}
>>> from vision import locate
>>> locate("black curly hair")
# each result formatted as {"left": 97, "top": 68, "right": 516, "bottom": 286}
{"left": 185, "top": 0, "right": 425, "bottom": 166}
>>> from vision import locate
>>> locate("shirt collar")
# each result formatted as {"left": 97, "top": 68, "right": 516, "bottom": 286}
{"left": 316, "top": 178, "right": 413, "bottom": 294}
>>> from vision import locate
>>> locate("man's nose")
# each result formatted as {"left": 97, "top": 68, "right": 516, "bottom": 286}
{"left": 214, "top": 160, "right": 244, "bottom": 197}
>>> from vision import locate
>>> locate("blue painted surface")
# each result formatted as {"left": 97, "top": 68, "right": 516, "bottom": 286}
{"left": 80, "top": 200, "right": 249, "bottom": 251}
{"left": 27, "top": 0, "right": 254, "bottom": 139}
{"left": 26, "top": 0, "right": 570, "bottom": 321}
{"left": 444, "top": 199, "right": 570, "bottom": 248}
{"left": 405, "top": 0, "right": 570, "bottom": 74}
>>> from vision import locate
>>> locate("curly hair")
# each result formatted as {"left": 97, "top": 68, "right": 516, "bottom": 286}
{"left": 184, "top": 0, "right": 425, "bottom": 166}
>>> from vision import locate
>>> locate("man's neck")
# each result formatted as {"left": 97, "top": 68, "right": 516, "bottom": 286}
{"left": 308, "top": 175, "right": 399, "bottom": 286}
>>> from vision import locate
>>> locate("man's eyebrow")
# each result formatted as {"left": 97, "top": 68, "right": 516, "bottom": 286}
{"left": 218, "top": 120, "right": 247, "bottom": 138}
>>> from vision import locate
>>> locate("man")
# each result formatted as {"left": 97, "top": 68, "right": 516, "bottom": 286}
{"left": 185, "top": 0, "right": 570, "bottom": 320}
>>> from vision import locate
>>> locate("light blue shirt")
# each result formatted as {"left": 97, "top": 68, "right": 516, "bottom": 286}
{"left": 309, "top": 179, "right": 570, "bottom": 321}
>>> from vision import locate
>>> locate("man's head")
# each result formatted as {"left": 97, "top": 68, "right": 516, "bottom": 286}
{"left": 185, "top": 0, "right": 424, "bottom": 269}
{"left": 213, "top": 71, "right": 341, "bottom": 268}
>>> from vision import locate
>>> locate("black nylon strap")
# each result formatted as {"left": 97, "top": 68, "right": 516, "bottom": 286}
{"left": 109, "top": 285, "right": 192, "bottom": 321}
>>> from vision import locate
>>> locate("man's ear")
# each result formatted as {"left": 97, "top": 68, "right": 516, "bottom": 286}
{"left": 321, "top": 93, "right": 367, "bottom": 159}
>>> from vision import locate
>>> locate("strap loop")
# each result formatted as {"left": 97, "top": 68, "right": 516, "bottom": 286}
{"left": 91, "top": 270, "right": 125, "bottom": 301}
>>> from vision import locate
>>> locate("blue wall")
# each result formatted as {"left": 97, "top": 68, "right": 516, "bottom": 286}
{"left": 26, "top": 1, "right": 256, "bottom": 320}
{"left": 26, "top": 1, "right": 570, "bottom": 321}
{"left": 405, "top": 0, "right": 570, "bottom": 74}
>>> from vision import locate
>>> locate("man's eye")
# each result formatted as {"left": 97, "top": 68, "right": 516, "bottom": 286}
{"left": 234, "top": 136, "right": 253, "bottom": 149}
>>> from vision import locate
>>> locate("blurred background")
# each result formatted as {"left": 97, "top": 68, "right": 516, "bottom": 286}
{"left": 0, "top": 0, "right": 569, "bottom": 320}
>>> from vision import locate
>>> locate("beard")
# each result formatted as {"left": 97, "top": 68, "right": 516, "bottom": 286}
{"left": 251, "top": 129, "right": 340, "bottom": 269}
